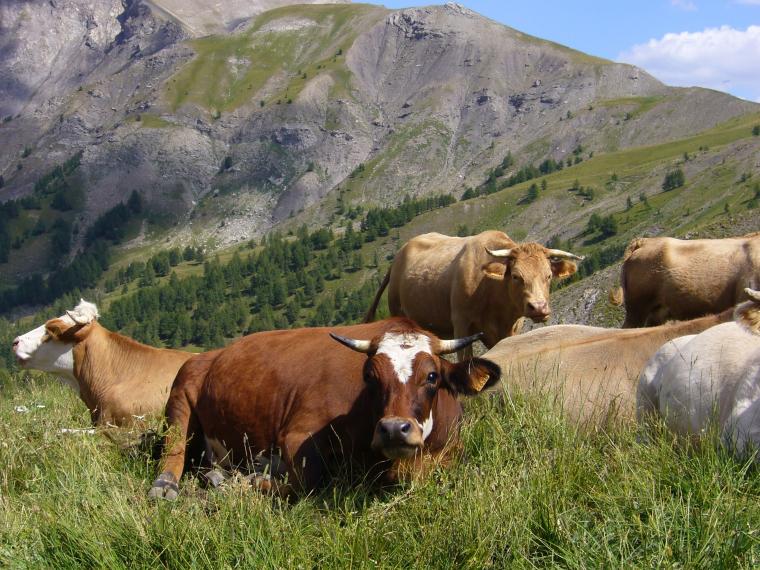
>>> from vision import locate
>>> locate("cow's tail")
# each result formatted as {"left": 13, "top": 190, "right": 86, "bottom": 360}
{"left": 608, "top": 287, "right": 624, "bottom": 306}
{"left": 364, "top": 268, "right": 391, "bottom": 323}
{"left": 623, "top": 237, "right": 647, "bottom": 261}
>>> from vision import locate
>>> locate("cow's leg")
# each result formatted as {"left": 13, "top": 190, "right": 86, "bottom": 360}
{"left": 148, "top": 391, "right": 199, "bottom": 501}
{"left": 453, "top": 318, "right": 475, "bottom": 362}
{"left": 269, "top": 431, "right": 329, "bottom": 497}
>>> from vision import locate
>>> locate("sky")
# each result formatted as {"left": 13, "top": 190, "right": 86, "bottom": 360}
{"left": 375, "top": 1, "right": 760, "bottom": 102}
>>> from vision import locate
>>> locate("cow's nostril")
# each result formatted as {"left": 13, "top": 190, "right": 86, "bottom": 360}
{"left": 399, "top": 422, "right": 411, "bottom": 434}
{"left": 378, "top": 423, "right": 389, "bottom": 435}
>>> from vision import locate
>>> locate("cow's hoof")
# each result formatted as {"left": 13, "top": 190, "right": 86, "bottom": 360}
{"left": 148, "top": 472, "right": 179, "bottom": 501}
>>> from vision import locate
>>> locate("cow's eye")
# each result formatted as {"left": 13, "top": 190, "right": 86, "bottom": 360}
{"left": 511, "top": 274, "right": 520, "bottom": 281}
{"left": 426, "top": 372, "right": 438, "bottom": 385}
{"left": 546, "top": 273, "right": 552, "bottom": 281}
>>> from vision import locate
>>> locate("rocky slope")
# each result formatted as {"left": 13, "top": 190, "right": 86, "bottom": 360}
{"left": 0, "top": 1, "right": 757, "bottom": 271}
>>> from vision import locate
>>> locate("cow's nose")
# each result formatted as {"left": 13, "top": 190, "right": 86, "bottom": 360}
{"left": 377, "top": 418, "right": 418, "bottom": 445}
{"left": 527, "top": 301, "right": 548, "bottom": 313}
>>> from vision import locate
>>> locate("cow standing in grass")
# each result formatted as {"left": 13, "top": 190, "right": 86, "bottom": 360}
{"left": 12, "top": 300, "right": 194, "bottom": 426}
{"left": 364, "top": 230, "right": 582, "bottom": 359}
{"left": 637, "top": 289, "right": 760, "bottom": 458}
{"left": 148, "top": 318, "right": 500, "bottom": 500}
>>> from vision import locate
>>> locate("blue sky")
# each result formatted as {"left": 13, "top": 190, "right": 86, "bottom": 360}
{"left": 375, "top": 1, "right": 760, "bottom": 102}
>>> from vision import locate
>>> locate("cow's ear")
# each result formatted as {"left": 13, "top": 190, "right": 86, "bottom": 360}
{"left": 735, "top": 289, "right": 760, "bottom": 335}
{"left": 443, "top": 358, "right": 501, "bottom": 396}
{"left": 482, "top": 261, "right": 507, "bottom": 280}
{"left": 550, "top": 259, "right": 578, "bottom": 280}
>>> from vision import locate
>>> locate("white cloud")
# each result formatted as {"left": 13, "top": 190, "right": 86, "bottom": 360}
{"left": 618, "top": 25, "right": 760, "bottom": 101}
{"left": 671, "top": 0, "right": 697, "bottom": 11}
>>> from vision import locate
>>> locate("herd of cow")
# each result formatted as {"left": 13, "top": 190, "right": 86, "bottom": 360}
{"left": 10, "top": 230, "right": 760, "bottom": 501}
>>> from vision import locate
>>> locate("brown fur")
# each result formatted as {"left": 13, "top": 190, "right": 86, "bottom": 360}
{"left": 364, "top": 230, "right": 579, "bottom": 359}
{"left": 150, "top": 318, "right": 500, "bottom": 498}
{"left": 483, "top": 308, "right": 734, "bottom": 426}
{"left": 620, "top": 235, "right": 760, "bottom": 327}
{"left": 45, "top": 318, "right": 194, "bottom": 426}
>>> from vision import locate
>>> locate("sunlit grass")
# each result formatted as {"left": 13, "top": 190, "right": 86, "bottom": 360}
{"left": 2, "top": 370, "right": 759, "bottom": 567}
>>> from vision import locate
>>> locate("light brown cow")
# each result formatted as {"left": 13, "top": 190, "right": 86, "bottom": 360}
{"left": 619, "top": 233, "right": 760, "bottom": 327}
{"left": 12, "top": 300, "right": 194, "bottom": 426}
{"left": 148, "top": 318, "right": 500, "bottom": 500}
{"left": 364, "top": 230, "right": 582, "bottom": 359}
{"left": 482, "top": 307, "right": 735, "bottom": 425}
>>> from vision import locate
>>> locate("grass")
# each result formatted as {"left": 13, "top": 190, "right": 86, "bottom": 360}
{"left": 166, "top": 4, "right": 385, "bottom": 114}
{"left": 2, "top": 370, "right": 759, "bottom": 567}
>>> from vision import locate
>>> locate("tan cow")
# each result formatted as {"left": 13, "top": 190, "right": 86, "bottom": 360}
{"left": 12, "top": 300, "right": 194, "bottom": 426}
{"left": 364, "top": 230, "right": 582, "bottom": 359}
{"left": 482, "top": 308, "right": 735, "bottom": 425}
{"left": 637, "top": 289, "right": 760, "bottom": 459}
{"left": 619, "top": 233, "right": 760, "bottom": 327}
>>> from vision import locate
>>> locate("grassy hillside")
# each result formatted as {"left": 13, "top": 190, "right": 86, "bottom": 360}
{"left": 166, "top": 3, "right": 386, "bottom": 113}
{"left": 1, "top": 372, "right": 759, "bottom": 567}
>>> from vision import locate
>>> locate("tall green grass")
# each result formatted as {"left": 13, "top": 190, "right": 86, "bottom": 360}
{"left": 2, "top": 371, "right": 759, "bottom": 567}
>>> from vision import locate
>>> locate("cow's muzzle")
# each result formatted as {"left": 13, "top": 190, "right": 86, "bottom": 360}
{"left": 526, "top": 301, "right": 550, "bottom": 322}
{"left": 372, "top": 416, "right": 424, "bottom": 459}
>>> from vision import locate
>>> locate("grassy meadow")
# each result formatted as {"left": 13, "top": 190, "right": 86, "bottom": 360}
{"left": 2, "top": 369, "right": 759, "bottom": 568}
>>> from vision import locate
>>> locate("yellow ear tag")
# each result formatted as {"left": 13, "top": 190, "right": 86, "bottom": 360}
{"left": 471, "top": 372, "right": 489, "bottom": 392}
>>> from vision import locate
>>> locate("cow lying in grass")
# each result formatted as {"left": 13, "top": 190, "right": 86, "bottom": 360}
{"left": 12, "top": 300, "right": 194, "bottom": 426}
{"left": 482, "top": 307, "right": 735, "bottom": 425}
{"left": 637, "top": 289, "right": 760, "bottom": 458}
{"left": 149, "top": 318, "right": 500, "bottom": 500}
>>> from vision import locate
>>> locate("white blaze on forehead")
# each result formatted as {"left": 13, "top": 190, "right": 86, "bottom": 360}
{"left": 376, "top": 332, "right": 432, "bottom": 384}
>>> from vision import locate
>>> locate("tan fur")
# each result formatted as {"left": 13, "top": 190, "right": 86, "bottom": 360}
{"left": 58, "top": 320, "right": 193, "bottom": 425}
{"left": 483, "top": 308, "right": 734, "bottom": 426}
{"left": 609, "top": 287, "right": 624, "bottom": 306}
{"left": 620, "top": 234, "right": 760, "bottom": 327}
{"left": 365, "top": 230, "right": 579, "bottom": 360}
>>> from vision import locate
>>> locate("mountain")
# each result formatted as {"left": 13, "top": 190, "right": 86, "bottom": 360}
{"left": 0, "top": 1, "right": 758, "bottom": 288}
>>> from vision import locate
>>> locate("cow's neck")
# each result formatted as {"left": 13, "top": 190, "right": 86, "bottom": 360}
{"left": 72, "top": 325, "right": 133, "bottom": 409}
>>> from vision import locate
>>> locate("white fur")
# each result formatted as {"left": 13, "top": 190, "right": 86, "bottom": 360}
{"left": 636, "top": 334, "right": 696, "bottom": 423}
{"left": 420, "top": 410, "right": 434, "bottom": 441}
{"left": 638, "top": 321, "right": 760, "bottom": 460}
{"left": 376, "top": 332, "right": 432, "bottom": 384}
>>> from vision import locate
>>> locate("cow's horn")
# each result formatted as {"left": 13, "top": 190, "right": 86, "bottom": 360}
{"left": 745, "top": 288, "right": 760, "bottom": 302}
{"left": 487, "top": 248, "right": 512, "bottom": 258}
{"left": 438, "top": 332, "right": 484, "bottom": 354}
{"left": 546, "top": 249, "right": 585, "bottom": 261}
{"left": 329, "top": 333, "right": 372, "bottom": 353}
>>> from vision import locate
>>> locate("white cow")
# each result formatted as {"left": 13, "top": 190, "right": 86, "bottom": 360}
{"left": 637, "top": 288, "right": 760, "bottom": 457}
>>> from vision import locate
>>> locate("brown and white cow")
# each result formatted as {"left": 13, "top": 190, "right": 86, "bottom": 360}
{"left": 364, "top": 230, "right": 582, "bottom": 359}
{"left": 12, "top": 300, "right": 194, "bottom": 426}
{"left": 482, "top": 307, "right": 735, "bottom": 425}
{"left": 619, "top": 233, "right": 760, "bottom": 327}
{"left": 148, "top": 318, "right": 500, "bottom": 500}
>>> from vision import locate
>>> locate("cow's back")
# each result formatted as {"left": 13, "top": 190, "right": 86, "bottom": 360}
{"left": 194, "top": 320, "right": 400, "bottom": 465}
{"left": 389, "top": 231, "right": 513, "bottom": 335}
{"left": 623, "top": 236, "right": 758, "bottom": 326}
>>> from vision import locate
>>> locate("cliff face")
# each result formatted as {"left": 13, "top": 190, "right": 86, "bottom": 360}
{"left": 0, "top": 1, "right": 756, "bottom": 256}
